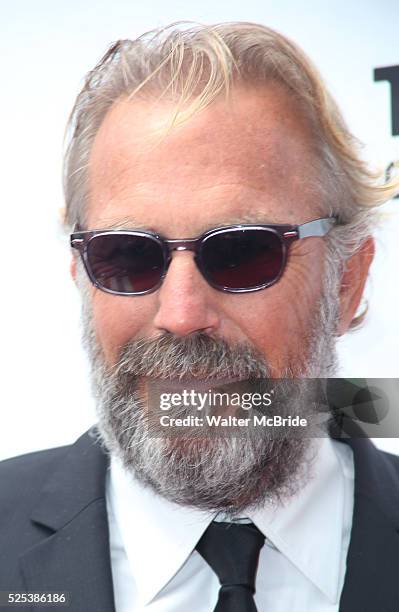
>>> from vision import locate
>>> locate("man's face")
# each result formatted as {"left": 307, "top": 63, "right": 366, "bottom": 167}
{"left": 75, "top": 84, "right": 341, "bottom": 513}
{"left": 83, "top": 84, "right": 328, "bottom": 377}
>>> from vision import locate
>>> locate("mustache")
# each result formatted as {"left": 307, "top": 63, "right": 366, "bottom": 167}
{"left": 109, "top": 332, "right": 270, "bottom": 382}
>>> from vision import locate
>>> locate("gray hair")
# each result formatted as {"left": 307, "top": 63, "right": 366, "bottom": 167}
{"left": 63, "top": 21, "right": 399, "bottom": 328}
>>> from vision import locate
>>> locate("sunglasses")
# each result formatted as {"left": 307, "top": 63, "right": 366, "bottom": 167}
{"left": 70, "top": 217, "right": 336, "bottom": 296}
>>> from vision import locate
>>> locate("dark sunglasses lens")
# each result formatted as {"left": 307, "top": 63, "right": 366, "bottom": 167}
{"left": 201, "top": 229, "right": 284, "bottom": 290}
{"left": 87, "top": 234, "right": 164, "bottom": 293}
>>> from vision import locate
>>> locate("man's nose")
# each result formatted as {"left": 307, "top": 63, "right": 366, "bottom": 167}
{"left": 153, "top": 252, "right": 221, "bottom": 336}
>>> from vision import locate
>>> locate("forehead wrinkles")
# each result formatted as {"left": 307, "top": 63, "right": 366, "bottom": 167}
{"left": 87, "top": 87, "right": 319, "bottom": 213}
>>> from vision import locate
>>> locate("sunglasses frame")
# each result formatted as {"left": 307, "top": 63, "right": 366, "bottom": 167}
{"left": 70, "top": 217, "right": 336, "bottom": 296}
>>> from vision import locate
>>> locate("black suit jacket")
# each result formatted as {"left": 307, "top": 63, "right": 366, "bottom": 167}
{"left": 1, "top": 429, "right": 399, "bottom": 611}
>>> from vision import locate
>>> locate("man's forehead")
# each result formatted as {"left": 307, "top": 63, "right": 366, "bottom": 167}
{"left": 90, "top": 86, "right": 315, "bottom": 174}
{"left": 87, "top": 85, "right": 320, "bottom": 227}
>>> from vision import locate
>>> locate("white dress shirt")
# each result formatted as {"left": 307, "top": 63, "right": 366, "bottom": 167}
{"left": 106, "top": 437, "right": 354, "bottom": 611}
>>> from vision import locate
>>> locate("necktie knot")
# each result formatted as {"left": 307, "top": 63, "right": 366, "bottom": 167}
{"left": 196, "top": 521, "right": 265, "bottom": 612}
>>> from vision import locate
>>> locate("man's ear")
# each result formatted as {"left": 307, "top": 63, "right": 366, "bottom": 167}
{"left": 337, "top": 236, "right": 375, "bottom": 336}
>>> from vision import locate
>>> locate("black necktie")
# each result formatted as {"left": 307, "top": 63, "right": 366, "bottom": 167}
{"left": 196, "top": 521, "right": 265, "bottom": 612}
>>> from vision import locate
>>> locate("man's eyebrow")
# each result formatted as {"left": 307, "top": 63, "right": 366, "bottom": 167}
{"left": 95, "top": 217, "right": 155, "bottom": 231}
{"left": 93, "top": 211, "right": 290, "bottom": 235}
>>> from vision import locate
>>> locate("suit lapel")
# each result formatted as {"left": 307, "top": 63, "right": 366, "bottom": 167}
{"left": 19, "top": 430, "right": 115, "bottom": 612}
{"left": 18, "top": 427, "right": 399, "bottom": 612}
{"left": 338, "top": 436, "right": 399, "bottom": 612}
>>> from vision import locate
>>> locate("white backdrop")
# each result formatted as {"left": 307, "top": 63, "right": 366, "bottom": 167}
{"left": 1, "top": 0, "right": 398, "bottom": 461}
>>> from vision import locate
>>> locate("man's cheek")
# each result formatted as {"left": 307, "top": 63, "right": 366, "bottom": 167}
{"left": 91, "top": 300, "right": 133, "bottom": 363}
{"left": 92, "top": 296, "right": 157, "bottom": 364}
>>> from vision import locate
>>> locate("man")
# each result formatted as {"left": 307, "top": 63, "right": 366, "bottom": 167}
{"left": 0, "top": 21, "right": 398, "bottom": 612}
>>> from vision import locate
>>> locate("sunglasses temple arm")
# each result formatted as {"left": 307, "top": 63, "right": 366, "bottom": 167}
{"left": 298, "top": 218, "right": 336, "bottom": 239}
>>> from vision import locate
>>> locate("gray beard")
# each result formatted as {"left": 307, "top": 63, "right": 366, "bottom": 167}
{"left": 79, "top": 263, "right": 340, "bottom": 515}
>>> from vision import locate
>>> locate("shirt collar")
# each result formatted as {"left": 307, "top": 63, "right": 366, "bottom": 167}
{"left": 107, "top": 456, "right": 214, "bottom": 606}
{"left": 247, "top": 437, "right": 352, "bottom": 603}
{"left": 107, "top": 436, "right": 351, "bottom": 606}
